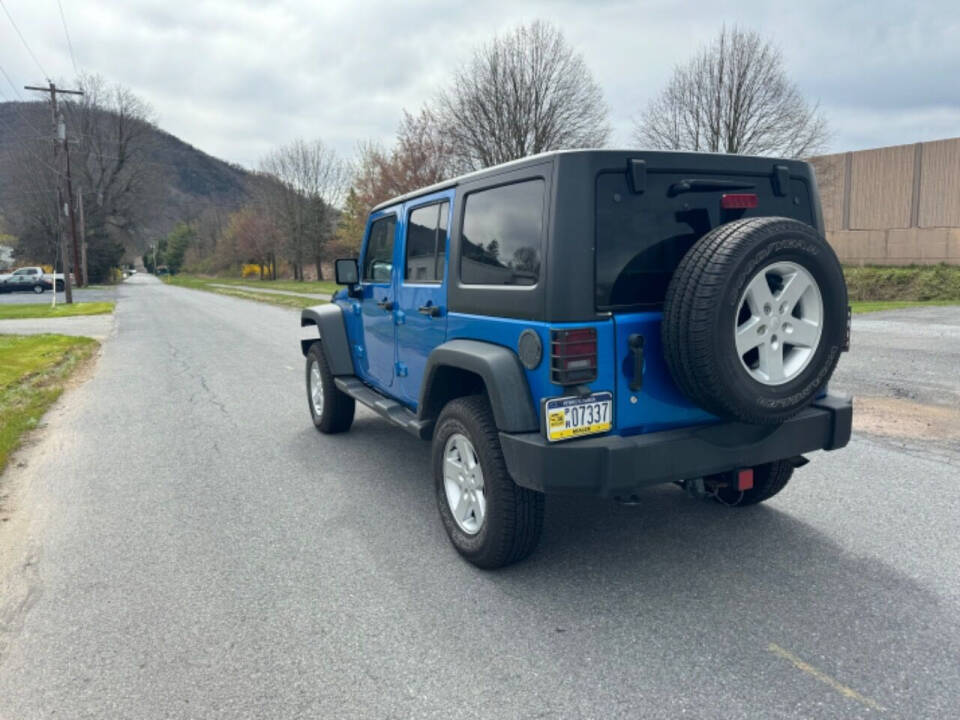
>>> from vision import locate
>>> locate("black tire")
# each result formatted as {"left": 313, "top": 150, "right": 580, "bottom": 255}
{"left": 708, "top": 460, "right": 794, "bottom": 507}
{"left": 663, "top": 216, "right": 847, "bottom": 425}
{"left": 56, "top": 280, "right": 64, "bottom": 291}
{"left": 433, "top": 395, "right": 544, "bottom": 569}
{"left": 305, "top": 342, "right": 354, "bottom": 433}
{"left": 32, "top": 284, "right": 45, "bottom": 294}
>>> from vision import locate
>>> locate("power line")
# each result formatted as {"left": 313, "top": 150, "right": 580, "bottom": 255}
{"left": 0, "top": 62, "right": 25, "bottom": 100}
{"left": 56, "top": 0, "right": 79, "bottom": 76}
{"left": 0, "top": 0, "right": 50, "bottom": 79}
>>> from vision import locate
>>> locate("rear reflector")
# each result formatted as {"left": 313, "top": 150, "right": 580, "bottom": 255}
{"left": 737, "top": 468, "right": 755, "bottom": 492}
{"left": 550, "top": 327, "right": 597, "bottom": 385}
{"left": 721, "top": 193, "right": 759, "bottom": 209}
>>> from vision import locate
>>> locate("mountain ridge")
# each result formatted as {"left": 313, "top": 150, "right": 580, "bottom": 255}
{"left": 0, "top": 100, "right": 262, "bottom": 251}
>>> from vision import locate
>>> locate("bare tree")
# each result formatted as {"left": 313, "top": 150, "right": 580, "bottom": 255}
{"left": 384, "top": 107, "right": 460, "bottom": 194}
{"left": 0, "top": 126, "right": 61, "bottom": 265}
{"left": 224, "top": 208, "right": 280, "bottom": 279}
{"left": 438, "top": 20, "right": 609, "bottom": 170}
{"left": 60, "top": 73, "right": 159, "bottom": 280}
{"left": 634, "top": 26, "right": 828, "bottom": 158}
{"left": 259, "top": 139, "right": 348, "bottom": 280}
{"left": 336, "top": 107, "right": 460, "bottom": 253}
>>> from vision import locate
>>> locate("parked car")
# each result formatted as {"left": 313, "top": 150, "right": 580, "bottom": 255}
{"left": 0, "top": 266, "right": 65, "bottom": 293}
{"left": 299, "top": 149, "right": 852, "bottom": 568}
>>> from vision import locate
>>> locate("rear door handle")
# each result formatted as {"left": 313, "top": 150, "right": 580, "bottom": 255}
{"left": 628, "top": 334, "right": 644, "bottom": 392}
{"left": 377, "top": 298, "right": 394, "bottom": 311}
{"left": 418, "top": 304, "right": 442, "bottom": 317}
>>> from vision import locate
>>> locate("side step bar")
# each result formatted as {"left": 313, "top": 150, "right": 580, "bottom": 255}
{"left": 334, "top": 377, "right": 433, "bottom": 440}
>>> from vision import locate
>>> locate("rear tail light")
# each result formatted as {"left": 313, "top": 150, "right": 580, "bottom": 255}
{"left": 550, "top": 327, "right": 597, "bottom": 385}
{"left": 721, "top": 193, "right": 758, "bottom": 209}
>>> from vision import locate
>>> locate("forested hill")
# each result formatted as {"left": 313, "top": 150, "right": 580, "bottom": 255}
{"left": 0, "top": 100, "right": 262, "bottom": 247}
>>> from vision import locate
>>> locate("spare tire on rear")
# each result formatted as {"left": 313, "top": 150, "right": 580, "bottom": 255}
{"left": 662, "top": 216, "right": 847, "bottom": 425}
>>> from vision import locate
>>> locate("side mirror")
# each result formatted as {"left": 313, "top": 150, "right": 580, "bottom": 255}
{"left": 335, "top": 258, "right": 359, "bottom": 286}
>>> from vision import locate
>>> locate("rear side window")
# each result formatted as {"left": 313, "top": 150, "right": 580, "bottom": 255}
{"left": 362, "top": 215, "right": 396, "bottom": 282}
{"left": 460, "top": 179, "right": 544, "bottom": 286}
{"left": 405, "top": 201, "right": 449, "bottom": 283}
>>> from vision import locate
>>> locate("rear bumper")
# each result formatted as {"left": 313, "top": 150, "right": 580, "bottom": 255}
{"left": 499, "top": 394, "right": 852, "bottom": 497}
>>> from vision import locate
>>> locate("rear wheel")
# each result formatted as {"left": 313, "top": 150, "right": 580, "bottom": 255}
{"left": 32, "top": 284, "right": 44, "bottom": 294}
{"left": 305, "top": 342, "right": 354, "bottom": 433}
{"left": 433, "top": 395, "right": 544, "bottom": 569}
{"left": 708, "top": 460, "right": 794, "bottom": 507}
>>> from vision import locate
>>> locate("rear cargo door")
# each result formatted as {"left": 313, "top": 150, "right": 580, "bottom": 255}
{"left": 596, "top": 165, "right": 816, "bottom": 433}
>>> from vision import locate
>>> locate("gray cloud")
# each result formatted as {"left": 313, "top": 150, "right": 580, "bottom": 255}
{"left": 2, "top": 0, "right": 957, "bottom": 168}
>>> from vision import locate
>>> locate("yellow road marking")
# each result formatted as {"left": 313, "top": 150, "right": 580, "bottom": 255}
{"left": 767, "top": 643, "right": 886, "bottom": 712}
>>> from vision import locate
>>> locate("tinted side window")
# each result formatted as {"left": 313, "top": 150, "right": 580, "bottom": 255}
{"left": 405, "top": 201, "right": 449, "bottom": 283}
{"left": 362, "top": 215, "right": 396, "bottom": 282}
{"left": 460, "top": 179, "right": 544, "bottom": 286}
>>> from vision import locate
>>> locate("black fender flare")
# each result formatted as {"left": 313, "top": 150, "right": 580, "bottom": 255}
{"left": 300, "top": 304, "right": 354, "bottom": 376}
{"left": 419, "top": 339, "right": 538, "bottom": 433}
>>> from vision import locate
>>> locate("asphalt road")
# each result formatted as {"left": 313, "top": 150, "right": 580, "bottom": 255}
{"left": 0, "top": 275, "right": 958, "bottom": 719}
{"left": 831, "top": 305, "right": 960, "bottom": 408}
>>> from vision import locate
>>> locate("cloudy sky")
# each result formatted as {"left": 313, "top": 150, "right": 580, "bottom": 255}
{"left": 1, "top": 0, "right": 958, "bottom": 169}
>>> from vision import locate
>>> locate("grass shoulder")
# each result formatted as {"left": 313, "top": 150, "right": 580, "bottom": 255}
{"left": 168, "top": 274, "right": 337, "bottom": 294}
{"left": 164, "top": 274, "right": 332, "bottom": 308}
{"left": 0, "top": 302, "right": 115, "bottom": 320}
{"left": 0, "top": 334, "right": 99, "bottom": 472}
{"left": 850, "top": 300, "right": 960, "bottom": 314}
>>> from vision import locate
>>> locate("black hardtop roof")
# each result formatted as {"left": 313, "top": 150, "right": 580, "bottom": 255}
{"left": 369, "top": 148, "right": 813, "bottom": 213}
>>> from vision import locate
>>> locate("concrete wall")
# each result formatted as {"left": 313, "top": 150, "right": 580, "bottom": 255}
{"left": 809, "top": 137, "right": 960, "bottom": 265}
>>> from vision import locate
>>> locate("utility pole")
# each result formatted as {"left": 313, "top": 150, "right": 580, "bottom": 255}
{"left": 64, "top": 143, "right": 82, "bottom": 287}
{"left": 25, "top": 82, "right": 84, "bottom": 301}
{"left": 77, "top": 188, "right": 87, "bottom": 286}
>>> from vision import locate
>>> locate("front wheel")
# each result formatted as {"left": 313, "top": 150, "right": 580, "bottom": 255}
{"left": 433, "top": 395, "right": 544, "bottom": 569}
{"left": 32, "top": 284, "right": 44, "bottom": 294}
{"left": 305, "top": 342, "right": 355, "bottom": 433}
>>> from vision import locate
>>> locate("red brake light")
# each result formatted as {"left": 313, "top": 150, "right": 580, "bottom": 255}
{"left": 551, "top": 328, "right": 597, "bottom": 385}
{"left": 721, "top": 193, "right": 758, "bottom": 209}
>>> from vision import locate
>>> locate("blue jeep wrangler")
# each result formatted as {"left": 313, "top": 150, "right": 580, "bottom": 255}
{"left": 300, "top": 150, "right": 852, "bottom": 568}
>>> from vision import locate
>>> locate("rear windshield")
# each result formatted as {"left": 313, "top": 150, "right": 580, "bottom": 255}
{"left": 595, "top": 170, "right": 814, "bottom": 310}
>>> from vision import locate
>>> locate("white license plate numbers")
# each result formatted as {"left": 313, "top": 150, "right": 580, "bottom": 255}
{"left": 544, "top": 392, "right": 613, "bottom": 442}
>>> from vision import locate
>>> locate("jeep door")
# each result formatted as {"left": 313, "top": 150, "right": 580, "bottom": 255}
{"left": 395, "top": 193, "right": 452, "bottom": 406}
{"left": 357, "top": 211, "right": 399, "bottom": 390}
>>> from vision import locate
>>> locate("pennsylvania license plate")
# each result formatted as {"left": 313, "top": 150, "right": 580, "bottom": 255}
{"left": 544, "top": 392, "right": 613, "bottom": 442}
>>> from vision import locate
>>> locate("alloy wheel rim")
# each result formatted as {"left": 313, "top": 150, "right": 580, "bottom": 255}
{"left": 442, "top": 433, "right": 486, "bottom": 535}
{"left": 734, "top": 261, "right": 824, "bottom": 386}
{"left": 309, "top": 361, "right": 324, "bottom": 417}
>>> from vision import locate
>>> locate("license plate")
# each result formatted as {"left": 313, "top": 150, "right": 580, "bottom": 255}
{"left": 544, "top": 392, "right": 613, "bottom": 442}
